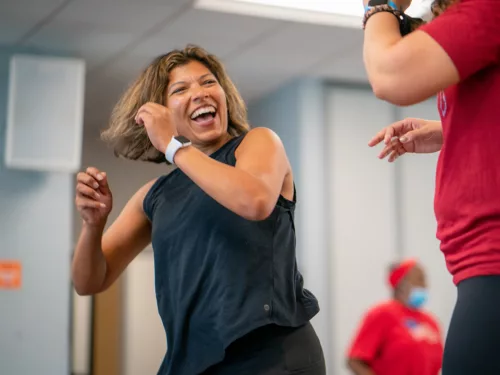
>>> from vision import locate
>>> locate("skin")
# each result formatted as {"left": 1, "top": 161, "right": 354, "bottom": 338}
{"left": 367, "top": 118, "right": 443, "bottom": 162}
{"left": 362, "top": 0, "right": 460, "bottom": 106}
{"left": 394, "top": 264, "right": 427, "bottom": 304}
{"left": 362, "top": 0, "right": 454, "bottom": 160}
{"left": 347, "top": 264, "right": 428, "bottom": 375}
{"left": 72, "top": 60, "right": 294, "bottom": 295}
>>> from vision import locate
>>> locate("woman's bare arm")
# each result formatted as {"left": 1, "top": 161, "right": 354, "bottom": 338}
{"left": 72, "top": 179, "right": 156, "bottom": 295}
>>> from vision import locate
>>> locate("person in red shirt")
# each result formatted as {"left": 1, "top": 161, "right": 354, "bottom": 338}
{"left": 361, "top": 0, "right": 500, "bottom": 374}
{"left": 346, "top": 259, "right": 443, "bottom": 375}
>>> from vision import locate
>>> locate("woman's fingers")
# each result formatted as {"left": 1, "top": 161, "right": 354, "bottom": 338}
{"left": 77, "top": 171, "right": 99, "bottom": 190}
{"left": 75, "top": 196, "right": 106, "bottom": 209}
{"left": 76, "top": 183, "right": 101, "bottom": 201}
{"left": 378, "top": 138, "right": 407, "bottom": 161}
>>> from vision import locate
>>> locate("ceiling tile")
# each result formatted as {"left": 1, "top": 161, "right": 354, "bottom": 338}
{"left": 25, "top": 1, "right": 190, "bottom": 68}
{"left": 126, "top": 8, "right": 284, "bottom": 59}
{"left": 226, "top": 23, "right": 363, "bottom": 77}
{"left": 0, "top": 0, "right": 66, "bottom": 44}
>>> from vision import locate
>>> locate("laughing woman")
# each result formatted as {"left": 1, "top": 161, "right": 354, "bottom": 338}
{"left": 71, "top": 45, "right": 325, "bottom": 375}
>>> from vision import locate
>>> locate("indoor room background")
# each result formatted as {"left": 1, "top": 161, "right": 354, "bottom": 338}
{"left": 0, "top": 1, "right": 455, "bottom": 375}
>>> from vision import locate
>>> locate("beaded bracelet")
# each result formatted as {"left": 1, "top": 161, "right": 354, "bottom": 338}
{"left": 363, "top": 1, "right": 426, "bottom": 35}
{"left": 362, "top": 4, "right": 403, "bottom": 30}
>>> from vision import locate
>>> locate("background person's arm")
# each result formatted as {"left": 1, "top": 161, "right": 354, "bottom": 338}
{"left": 347, "top": 359, "right": 377, "bottom": 375}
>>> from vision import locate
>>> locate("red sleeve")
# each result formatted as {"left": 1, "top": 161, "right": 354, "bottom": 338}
{"left": 347, "top": 307, "right": 389, "bottom": 363}
{"left": 419, "top": 0, "right": 500, "bottom": 81}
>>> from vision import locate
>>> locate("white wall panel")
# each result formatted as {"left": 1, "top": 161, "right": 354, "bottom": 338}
{"left": 326, "top": 86, "right": 398, "bottom": 375}
{"left": 397, "top": 99, "right": 455, "bottom": 337}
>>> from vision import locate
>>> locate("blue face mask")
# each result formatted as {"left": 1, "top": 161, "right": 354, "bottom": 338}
{"left": 407, "top": 287, "right": 428, "bottom": 309}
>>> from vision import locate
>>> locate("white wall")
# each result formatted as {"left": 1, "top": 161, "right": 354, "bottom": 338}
{"left": 0, "top": 49, "right": 73, "bottom": 375}
{"left": 250, "top": 80, "right": 454, "bottom": 375}
{"left": 326, "top": 86, "right": 399, "bottom": 375}
{"left": 397, "top": 101, "right": 456, "bottom": 336}
{"left": 249, "top": 79, "right": 332, "bottom": 373}
{"left": 72, "top": 125, "right": 169, "bottom": 375}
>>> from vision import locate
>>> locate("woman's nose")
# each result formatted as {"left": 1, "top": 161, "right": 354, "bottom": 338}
{"left": 192, "top": 86, "right": 208, "bottom": 102}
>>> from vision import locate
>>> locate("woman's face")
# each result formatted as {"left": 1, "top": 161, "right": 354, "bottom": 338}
{"left": 405, "top": 264, "right": 427, "bottom": 289}
{"left": 398, "top": 265, "right": 429, "bottom": 309}
{"left": 165, "top": 60, "right": 229, "bottom": 147}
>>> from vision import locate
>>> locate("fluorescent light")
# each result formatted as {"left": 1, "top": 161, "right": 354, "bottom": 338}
{"left": 231, "top": 0, "right": 364, "bottom": 18}
{"left": 194, "top": 0, "right": 364, "bottom": 28}
{"left": 194, "top": 0, "right": 434, "bottom": 28}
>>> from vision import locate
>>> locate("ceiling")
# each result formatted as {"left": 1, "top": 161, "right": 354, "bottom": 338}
{"left": 1, "top": 0, "right": 368, "bottom": 131}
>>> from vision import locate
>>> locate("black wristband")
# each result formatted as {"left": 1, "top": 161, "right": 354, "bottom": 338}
{"left": 363, "top": 5, "right": 402, "bottom": 30}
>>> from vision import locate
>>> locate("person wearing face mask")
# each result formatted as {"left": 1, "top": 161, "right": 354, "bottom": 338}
{"left": 346, "top": 258, "right": 443, "bottom": 375}
{"left": 71, "top": 45, "right": 325, "bottom": 375}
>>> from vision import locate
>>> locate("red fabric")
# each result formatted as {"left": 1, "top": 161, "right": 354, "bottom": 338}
{"left": 347, "top": 300, "right": 443, "bottom": 375}
{"left": 388, "top": 259, "right": 416, "bottom": 288}
{"left": 418, "top": 0, "right": 500, "bottom": 285}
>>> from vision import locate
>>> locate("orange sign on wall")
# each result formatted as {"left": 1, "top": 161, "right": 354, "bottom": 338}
{"left": 0, "top": 261, "right": 22, "bottom": 289}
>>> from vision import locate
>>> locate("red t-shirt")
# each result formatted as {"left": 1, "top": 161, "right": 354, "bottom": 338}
{"left": 418, "top": 0, "right": 500, "bottom": 285}
{"left": 347, "top": 300, "right": 443, "bottom": 375}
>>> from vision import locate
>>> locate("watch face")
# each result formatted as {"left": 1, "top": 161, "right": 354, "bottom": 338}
{"left": 175, "top": 135, "right": 191, "bottom": 144}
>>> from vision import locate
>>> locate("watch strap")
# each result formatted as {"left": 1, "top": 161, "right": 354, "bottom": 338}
{"left": 165, "top": 136, "right": 191, "bottom": 164}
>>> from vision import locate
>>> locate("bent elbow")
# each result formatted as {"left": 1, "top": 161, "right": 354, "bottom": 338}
{"left": 73, "top": 283, "right": 96, "bottom": 296}
{"left": 370, "top": 76, "right": 421, "bottom": 107}
{"left": 72, "top": 273, "right": 105, "bottom": 296}
{"left": 244, "top": 194, "right": 275, "bottom": 221}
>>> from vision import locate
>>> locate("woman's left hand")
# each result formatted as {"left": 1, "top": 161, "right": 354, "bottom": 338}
{"left": 135, "top": 102, "right": 177, "bottom": 153}
{"left": 363, "top": 0, "right": 412, "bottom": 12}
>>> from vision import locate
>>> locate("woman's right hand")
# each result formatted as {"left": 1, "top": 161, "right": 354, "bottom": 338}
{"left": 75, "top": 167, "right": 113, "bottom": 226}
{"left": 368, "top": 118, "right": 443, "bottom": 162}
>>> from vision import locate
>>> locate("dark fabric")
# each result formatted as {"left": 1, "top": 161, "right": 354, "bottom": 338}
{"left": 442, "top": 275, "right": 500, "bottom": 375}
{"left": 143, "top": 134, "right": 320, "bottom": 375}
{"left": 201, "top": 322, "right": 326, "bottom": 375}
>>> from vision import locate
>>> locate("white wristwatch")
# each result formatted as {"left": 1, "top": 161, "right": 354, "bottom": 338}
{"left": 165, "top": 135, "right": 192, "bottom": 164}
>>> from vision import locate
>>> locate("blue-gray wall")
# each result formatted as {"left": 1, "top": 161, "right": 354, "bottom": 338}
{"left": 248, "top": 78, "right": 332, "bottom": 373}
{"left": 248, "top": 80, "right": 302, "bottom": 194}
{"left": 0, "top": 47, "right": 72, "bottom": 375}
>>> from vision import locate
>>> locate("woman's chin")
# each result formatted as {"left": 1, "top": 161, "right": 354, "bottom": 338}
{"left": 189, "top": 127, "right": 225, "bottom": 146}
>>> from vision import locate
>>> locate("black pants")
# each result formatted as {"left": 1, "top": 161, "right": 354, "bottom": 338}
{"left": 201, "top": 322, "right": 326, "bottom": 375}
{"left": 443, "top": 275, "right": 500, "bottom": 375}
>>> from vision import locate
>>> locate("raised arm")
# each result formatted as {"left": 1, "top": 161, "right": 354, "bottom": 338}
{"left": 72, "top": 169, "right": 155, "bottom": 295}
{"left": 362, "top": 0, "right": 500, "bottom": 106}
{"left": 174, "top": 127, "right": 291, "bottom": 221}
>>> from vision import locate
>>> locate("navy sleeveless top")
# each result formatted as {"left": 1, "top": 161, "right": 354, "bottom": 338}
{"left": 143, "top": 134, "right": 319, "bottom": 375}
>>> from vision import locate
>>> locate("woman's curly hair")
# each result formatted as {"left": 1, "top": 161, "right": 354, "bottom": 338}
{"left": 431, "top": 0, "right": 458, "bottom": 17}
{"left": 407, "top": 0, "right": 459, "bottom": 33}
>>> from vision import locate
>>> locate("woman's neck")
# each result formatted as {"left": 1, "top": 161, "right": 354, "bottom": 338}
{"left": 195, "top": 132, "right": 233, "bottom": 156}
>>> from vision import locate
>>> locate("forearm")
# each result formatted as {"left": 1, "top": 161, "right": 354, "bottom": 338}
{"left": 428, "top": 120, "right": 442, "bottom": 129}
{"left": 174, "top": 146, "right": 276, "bottom": 220}
{"left": 72, "top": 222, "right": 108, "bottom": 295}
{"left": 347, "top": 359, "right": 377, "bottom": 375}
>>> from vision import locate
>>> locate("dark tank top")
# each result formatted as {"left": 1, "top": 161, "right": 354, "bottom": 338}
{"left": 143, "top": 134, "right": 319, "bottom": 375}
